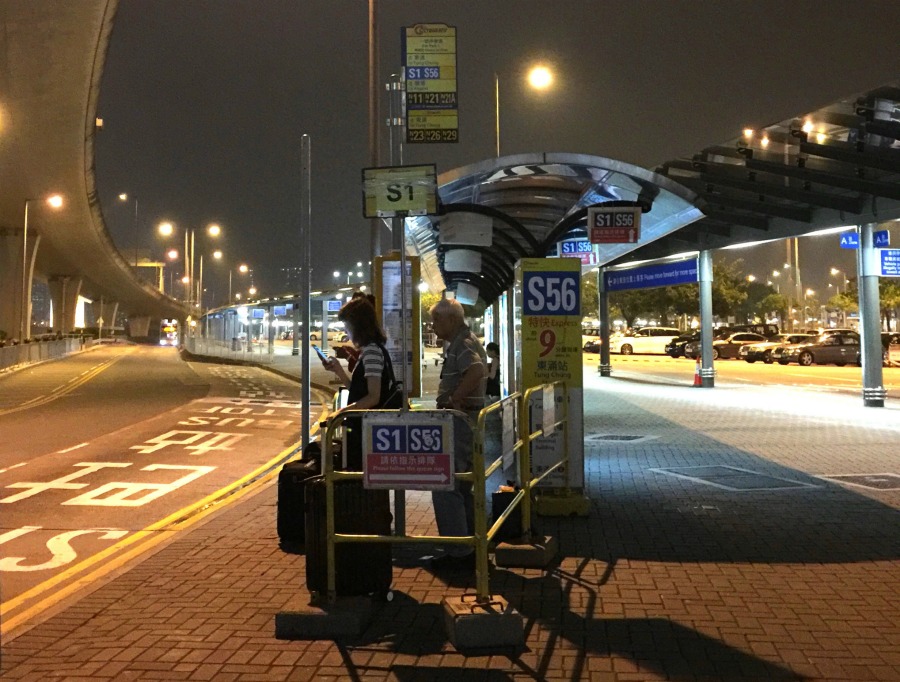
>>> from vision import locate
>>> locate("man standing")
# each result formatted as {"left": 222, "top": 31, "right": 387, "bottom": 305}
{"left": 429, "top": 297, "right": 487, "bottom": 570}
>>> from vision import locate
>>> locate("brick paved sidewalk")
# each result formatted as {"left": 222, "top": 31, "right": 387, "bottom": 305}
{"left": 2, "top": 373, "right": 898, "bottom": 681}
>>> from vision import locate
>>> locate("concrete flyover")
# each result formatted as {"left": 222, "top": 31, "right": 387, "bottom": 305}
{"left": 0, "top": 1, "right": 185, "bottom": 342}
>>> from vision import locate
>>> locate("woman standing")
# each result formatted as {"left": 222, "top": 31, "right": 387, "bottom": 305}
{"left": 485, "top": 341, "right": 501, "bottom": 402}
{"left": 320, "top": 296, "right": 398, "bottom": 469}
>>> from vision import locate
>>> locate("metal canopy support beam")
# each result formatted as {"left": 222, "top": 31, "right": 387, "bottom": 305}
{"left": 744, "top": 158, "right": 900, "bottom": 201}
{"left": 671, "top": 172, "right": 864, "bottom": 214}
{"left": 799, "top": 140, "right": 900, "bottom": 175}
{"left": 857, "top": 222, "right": 886, "bottom": 408}
{"left": 699, "top": 195, "right": 813, "bottom": 223}
{"left": 598, "top": 268, "right": 611, "bottom": 377}
{"left": 698, "top": 249, "right": 715, "bottom": 388}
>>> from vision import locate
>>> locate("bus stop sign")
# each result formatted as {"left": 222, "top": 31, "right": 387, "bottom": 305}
{"left": 362, "top": 412, "right": 454, "bottom": 490}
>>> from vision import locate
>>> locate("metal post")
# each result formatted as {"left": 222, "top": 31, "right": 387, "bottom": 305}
{"left": 858, "top": 222, "right": 886, "bottom": 407}
{"left": 133, "top": 197, "right": 139, "bottom": 268}
{"left": 494, "top": 72, "right": 500, "bottom": 157}
{"left": 20, "top": 200, "right": 30, "bottom": 341}
{"left": 392, "top": 213, "right": 408, "bottom": 535}
{"left": 291, "top": 302, "right": 300, "bottom": 356}
{"left": 699, "top": 250, "right": 715, "bottom": 387}
{"left": 506, "top": 285, "right": 516, "bottom": 395}
{"left": 598, "top": 268, "right": 611, "bottom": 376}
{"left": 300, "top": 135, "right": 312, "bottom": 451}
{"left": 368, "top": 0, "right": 381, "bottom": 266}
{"left": 190, "top": 230, "right": 196, "bottom": 309}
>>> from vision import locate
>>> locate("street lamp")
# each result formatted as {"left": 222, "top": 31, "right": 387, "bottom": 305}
{"left": 494, "top": 63, "right": 555, "bottom": 157}
{"left": 118, "top": 193, "right": 139, "bottom": 267}
{"left": 228, "top": 263, "right": 249, "bottom": 304}
{"left": 746, "top": 274, "right": 756, "bottom": 282}
{"left": 157, "top": 221, "right": 222, "bottom": 307}
{"left": 21, "top": 194, "right": 64, "bottom": 340}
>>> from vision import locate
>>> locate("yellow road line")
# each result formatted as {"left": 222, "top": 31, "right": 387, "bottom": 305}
{"left": 0, "top": 349, "right": 135, "bottom": 418}
{"left": 0, "top": 390, "right": 331, "bottom": 636}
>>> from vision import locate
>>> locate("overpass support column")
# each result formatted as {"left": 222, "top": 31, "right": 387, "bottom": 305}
{"left": 90, "top": 300, "right": 118, "bottom": 330}
{"left": 48, "top": 276, "right": 82, "bottom": 333}
{"left": 267, "top": 306, "right": 276, "bottom": 355}
{"left": 0, "top": 228, "right": 40, "bottom": 340}
{"left": 291, "top": 302, "right": 300, "bottom": 356}
{"left": 598, "top": 268, "right": 611, "bottom": 377}
{"left": 698, "top": 250, "right": 715, "bottom": 388}
{"left": 857, "top": 222, "right": 885, "bottom": 407}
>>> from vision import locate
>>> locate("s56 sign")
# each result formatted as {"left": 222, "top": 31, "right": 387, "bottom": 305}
{"left": 523, "top": 272, "right": 580, "bottom": 316}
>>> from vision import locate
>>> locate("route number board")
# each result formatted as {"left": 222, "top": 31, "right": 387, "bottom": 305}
{"left": 588, "top": 206, "right": 642, "bottom": 244}
{"left": 362, "top": 412, "right": 454, "bottom": 490}
{"left": 362, "top": 164, "right": 437, "bottom": 218}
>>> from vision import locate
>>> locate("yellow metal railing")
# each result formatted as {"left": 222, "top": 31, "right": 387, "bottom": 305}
{"left": 314, "top": 381, "right": 569, "bottom": 605}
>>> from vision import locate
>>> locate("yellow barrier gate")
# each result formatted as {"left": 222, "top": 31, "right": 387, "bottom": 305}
{"left": 315, "top": 381, "right": 569, "bottom": 605}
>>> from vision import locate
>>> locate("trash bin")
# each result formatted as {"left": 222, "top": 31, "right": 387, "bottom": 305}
{"left": 231, "top": 337, "right": 240, "bottom": 351}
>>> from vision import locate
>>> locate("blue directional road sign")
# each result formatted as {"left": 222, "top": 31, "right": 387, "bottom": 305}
{"left": 880, "top": 249, "right": 900, "bottom": 277}
{"left": 839, "top": 230, "right": 890, "bottom": 249}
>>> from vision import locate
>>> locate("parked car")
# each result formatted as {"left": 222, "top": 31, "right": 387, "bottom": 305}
{"left": 665, "top": 331, "right": 700, "bottom": 358}
{"left": 685, "top": 332, "right": 768, "bottom": 360}
{"left": 309, "top": 329, "right": 349, "bottom": 342}
{"left": 582, "top": 327, "right": 601, "bottom": 352}
{"left": 739, "top": 333, "right": 815, "bottom": 363}
{"left": 778, "top": 331, "right": 860, "bottom": 366}
{"left": 609, "top": 326, "right": 681, "bottom": 355}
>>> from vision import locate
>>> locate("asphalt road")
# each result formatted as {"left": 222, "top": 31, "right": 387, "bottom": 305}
{"left": 0, "top": 344, "right": 328, "bottom": 636}
{"left": 583, "top": 351, "right": 900, "bottom": 398}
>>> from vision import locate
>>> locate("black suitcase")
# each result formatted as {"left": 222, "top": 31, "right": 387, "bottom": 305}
{"left": 276, "top": 459, "right": 319, "bottom": 546}
{"left": 304, "top": 476, "right": 393, "bottom": 598}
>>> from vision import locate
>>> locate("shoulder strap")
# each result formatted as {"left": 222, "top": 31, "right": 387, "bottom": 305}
{"left": 379, "top": 344, "right": 400, "bottom": 388}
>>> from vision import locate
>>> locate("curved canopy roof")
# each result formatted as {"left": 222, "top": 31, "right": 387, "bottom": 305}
{"left": 405, "top": 153, "right": 703, "bottom": 308}
{"left": 623, "top": 81, "right": 900, "bottom": 265}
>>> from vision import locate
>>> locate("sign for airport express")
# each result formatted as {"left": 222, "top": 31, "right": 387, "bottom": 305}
{"left": 517, "top": 258, "right": 582, "bottom": 390}
{"left": 588, "top": 206, "right": 641, "bottom": 244}
{"left": 363, "top": 412, "right": 454, "bottom": 490}
{"left": 515, "top": 257, "right": 584, "bottom": 489}
{"left": 403, "top": 23, "right": 458, "bottom": 143}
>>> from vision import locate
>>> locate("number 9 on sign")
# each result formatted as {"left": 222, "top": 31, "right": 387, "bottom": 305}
{"left": 539, "top": 329, "right": 556, "bottom": 357}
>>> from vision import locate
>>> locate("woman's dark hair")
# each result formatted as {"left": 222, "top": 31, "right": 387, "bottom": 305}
{"left": 486, "top": 342, "right": 500, "bottom": 354}
{"left": 338, "top": 296, "right": 386, "bottom": 346}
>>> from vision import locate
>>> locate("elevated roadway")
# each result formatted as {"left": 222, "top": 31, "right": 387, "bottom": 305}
{"left": 0, "top": 1, "right": 185, "bottom": 342}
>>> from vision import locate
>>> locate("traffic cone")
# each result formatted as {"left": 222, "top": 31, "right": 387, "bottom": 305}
{"left": 693, "top": 357, "right": 702, "bottom": 387}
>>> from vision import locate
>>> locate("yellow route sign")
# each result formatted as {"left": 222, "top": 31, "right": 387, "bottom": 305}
{"left": 403, "top": 23, "right": 458, "bottom": 144}
{"left": 362, "top": 165, "right": 437, "bottom": 218}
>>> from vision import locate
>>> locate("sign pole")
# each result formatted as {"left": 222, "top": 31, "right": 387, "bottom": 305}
{"left": 391, "top": 212, "right": 408, "bottom": 535}
{"left": 300, "top": 134, "right": 312, "bottom": 452}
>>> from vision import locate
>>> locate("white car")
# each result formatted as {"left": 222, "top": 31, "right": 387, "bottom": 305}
{"left": 610, "top": 327, "right": 681, "bottom": 355}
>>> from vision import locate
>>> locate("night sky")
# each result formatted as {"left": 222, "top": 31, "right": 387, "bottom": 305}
{"left": 93, "top": 0, "right": 900, "bottom": 303}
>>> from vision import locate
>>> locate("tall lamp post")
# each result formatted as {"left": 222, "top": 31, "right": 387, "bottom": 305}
{"left": 158, "top": 221, "right": 221, "bottom": 308}
{"left": 118, "top": 193, "right": 139, "bottom": 268}
{"left": 494, "top": 64, "right": 554, "bottom": 157}
{"left": 229, "top": 263, "right": 249, "bottom": 304}
{"left": 21, "top": 194, "right": 64, "bottom": 340}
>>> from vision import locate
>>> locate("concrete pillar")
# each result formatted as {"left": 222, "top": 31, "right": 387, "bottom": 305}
{"left": 48, "top": 276, "right": 82, "bottom": 333}
{"left": 857, "top": 222, "right": 885, "bottom": 407}
{"left": 0, "top": 228, "right": 40, "bottom": 340}
{"left": 267, "top": 306, "right": 276, "bottom": 354}
{"left": 698, "top": 250, "right": 715, "bottom": 388}
{"left": 90, "top": 300, "right": 118, "bottom": 329}
{"left": 127, "top": 316, "right": 151, "bottom": 338}
{"left": 598, "top": 268, "right": 611, "bottom": 376}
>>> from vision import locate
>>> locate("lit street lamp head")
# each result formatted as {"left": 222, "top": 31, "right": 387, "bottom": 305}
{"left": 207, "top": 223, "right": 221, "bottom": 237}
{"left": 213, "top": 250, "right": 223, "bottom": 259}
{"left": 167, "top": 249, "right": 178, "bottom": 260}
{"left": 238, "top": 264, "right": 249, "bottom": 273}
{"left": 527, "top": 64, "right": 553, "bottom": 90}
{"left": 46, "top": 194, "right": 64, "bottom": 209}
{"left": 158, "top": 222, "right": 174, "bottom": 237}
